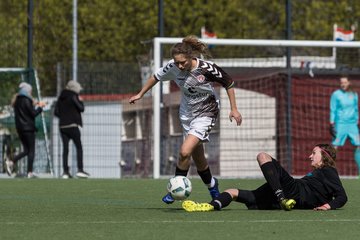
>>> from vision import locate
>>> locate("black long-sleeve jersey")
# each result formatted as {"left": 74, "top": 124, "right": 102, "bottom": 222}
{"left": 297, "top": 166, "right": 347, "bottom": 209}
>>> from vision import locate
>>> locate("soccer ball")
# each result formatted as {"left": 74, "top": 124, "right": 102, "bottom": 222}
{"left": 167, "top": 176, "right": 192, "bottom": 200}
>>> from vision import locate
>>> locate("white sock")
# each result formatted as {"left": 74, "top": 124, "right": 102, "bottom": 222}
{"left": 208, "top": 177, "right": 215, "bottom": 188}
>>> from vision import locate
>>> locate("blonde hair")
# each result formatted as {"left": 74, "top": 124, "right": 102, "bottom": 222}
{"left": 11, "top": 94, "right": 18, "bottom": 107}
{"left": 171, "top": 35, "right": 212, "bottom": 59}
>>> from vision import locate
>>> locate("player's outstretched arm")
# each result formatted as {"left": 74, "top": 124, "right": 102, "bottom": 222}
{"left": 129, "top": 76, "right": 159, "bottom": 104}
{"left": 226, "top": 88, "right": 242, "bottom": 126}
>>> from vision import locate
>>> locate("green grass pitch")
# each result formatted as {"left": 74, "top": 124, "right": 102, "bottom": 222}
{"left": 0, "top": 178, "right": 359, "bottom": 240}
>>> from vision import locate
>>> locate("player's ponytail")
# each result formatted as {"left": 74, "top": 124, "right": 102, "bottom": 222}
{"left": 171, "top": 35, "right": 212, "bottom": 59}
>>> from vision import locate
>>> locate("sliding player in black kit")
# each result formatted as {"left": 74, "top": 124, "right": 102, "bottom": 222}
{"left": 183, "top": 143, "right": 347, "bottom": 211}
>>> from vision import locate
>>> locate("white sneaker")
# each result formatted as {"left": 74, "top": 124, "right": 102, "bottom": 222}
{"left": 61, "top": 173, "right": 72, "bottom": 179}
{"left": 76, "top": 171, "right": 90, "bottom": 178}
{"left": 5, "top": 160, "right": 14, "bottom": 176}
{"left": 27, "top": 172, "right": 38, "bottom": 179}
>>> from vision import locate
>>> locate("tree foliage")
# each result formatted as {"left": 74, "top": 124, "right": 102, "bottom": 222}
{"left": 0, "top": 0, "right": 359, "bottom": 95}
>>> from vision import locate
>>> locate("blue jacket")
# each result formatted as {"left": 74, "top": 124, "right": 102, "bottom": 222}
{"left": 330, "top": 89, "right": 358, "bottom": 125}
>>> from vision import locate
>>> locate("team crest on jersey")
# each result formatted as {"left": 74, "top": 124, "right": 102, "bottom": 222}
{"left": 196, "top": 75, "right": 205, "bottom": 82}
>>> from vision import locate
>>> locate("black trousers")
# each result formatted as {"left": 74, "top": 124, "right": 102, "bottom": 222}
{"left": 240, "top": 160, "right": 301, "bottom": 210}
{"left": 13, "top": 131, "right": 35, "bottom": 173}
{"left": 60, "top": 127, "right": 83, "bottom": 173}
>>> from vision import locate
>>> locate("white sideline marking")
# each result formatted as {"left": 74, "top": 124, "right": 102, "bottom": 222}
{"left": 2, "top": 219, "right": 360, "bottom": 225}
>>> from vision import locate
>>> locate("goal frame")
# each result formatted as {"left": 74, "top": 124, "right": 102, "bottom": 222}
{"left": 152, "top": 38, "right": 360, "bottom": 179}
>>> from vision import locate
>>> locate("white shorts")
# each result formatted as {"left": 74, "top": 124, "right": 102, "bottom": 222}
{"left": 180, "top": 115, "right": 217, "bottom": 142}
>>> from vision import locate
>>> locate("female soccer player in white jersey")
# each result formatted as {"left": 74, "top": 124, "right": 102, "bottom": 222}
{"left": 129, "top": 35, "right": 242, "bottom": 204}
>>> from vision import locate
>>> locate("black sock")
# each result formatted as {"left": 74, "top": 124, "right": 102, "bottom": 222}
{"left": 197, "top": 167, "right": 212, "bottom": 185}
{"left": 210, "top": 192, "right": 233, "bottom": 210}
{"left": 260, "top": 162, "right": 285, "bottom": 201}
{"left": 175, "top": 166, "right": 188, "bottom": 177}
{"left": 236, "top": 189, "right": 256, "bottom": 204}
{"left": 236, "top": 190, "right": 259, "bottom": 210}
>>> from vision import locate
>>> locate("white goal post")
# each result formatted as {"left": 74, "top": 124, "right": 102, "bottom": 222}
{"left": 152, "top": 38, "right": 360, "bottom": 179}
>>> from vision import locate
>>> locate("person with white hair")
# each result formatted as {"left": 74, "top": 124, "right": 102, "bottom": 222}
{"left": 54, "top": 80, "right": 89, "bottom": 178}
{"left": 5, "top": 82, "right": 46, "bottom": 178}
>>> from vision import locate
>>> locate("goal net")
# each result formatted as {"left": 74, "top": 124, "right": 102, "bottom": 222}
{"left": 140, "top": 38, "right": 360, "bottom": 178}
{"left": 0, "top": 68, "right": 52, "bottom": 176}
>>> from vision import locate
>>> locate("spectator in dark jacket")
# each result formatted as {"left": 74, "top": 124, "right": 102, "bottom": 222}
{"left": 55, "top": 80, "right": 89, "bottom": 178}
{"left": 5, "top": 82, "right": 46, "bottom": 178}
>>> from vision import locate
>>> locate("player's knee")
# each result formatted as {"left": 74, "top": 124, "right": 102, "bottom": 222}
{"left": 224, "top": 189, "right": 239, "bottom": 199}
{"left": 179, "top": 148, "right": 192, "bottom": 160}
{"left": 257, "top": 152, "right": 272, "bottom": 165}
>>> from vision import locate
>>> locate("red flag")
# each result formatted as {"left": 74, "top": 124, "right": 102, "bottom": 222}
{"left": 201, "top": 26, "right": 217, "bottom": 39}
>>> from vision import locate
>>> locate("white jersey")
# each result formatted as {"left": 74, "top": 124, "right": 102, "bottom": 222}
{"left": 154, "top": 58, "right": 234, "bottom": 120}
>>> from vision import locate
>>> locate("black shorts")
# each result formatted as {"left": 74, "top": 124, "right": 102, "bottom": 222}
{"left": 245, "top": 159, "right": 300, "bottom": 210}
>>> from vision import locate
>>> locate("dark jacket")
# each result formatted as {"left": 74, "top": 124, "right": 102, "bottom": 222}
{"left": 55, "top": 89, "right": 84, "bottom": 127}
{"left": 14, "top": 95, "right": 43, "bottom": 132}
{"left": 298, "top": 166, "right": 347, "bottom": 209}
